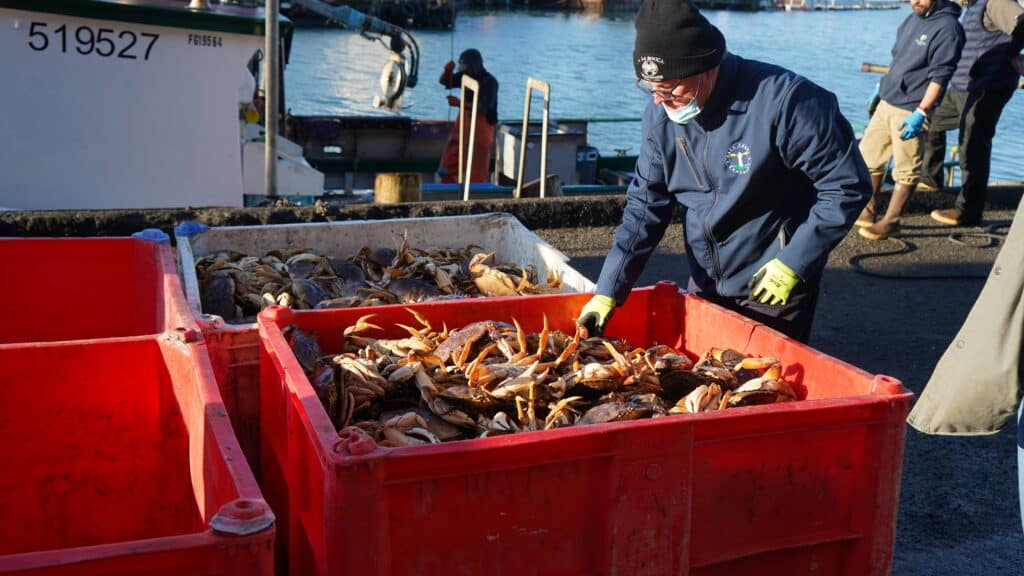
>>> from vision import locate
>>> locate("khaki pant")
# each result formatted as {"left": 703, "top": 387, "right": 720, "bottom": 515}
{"left": 858, "top": 99, "right": 928, "bottom": 186}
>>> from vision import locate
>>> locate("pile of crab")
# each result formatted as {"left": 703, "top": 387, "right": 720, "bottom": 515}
{"left": 197, "top": 236, "right": 563, "bottom": 321}
{"left": 286, "top": 308, "right": 797, "bottom": 448}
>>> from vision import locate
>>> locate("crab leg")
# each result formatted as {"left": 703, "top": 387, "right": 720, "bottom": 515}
{"left": 341, "top": 391, "right": 356, "bottom": 428}
{"left": 464, "top": 343, "right": 499, "bottom": 386}
{"left": 495, "top": 336, "right": 517, "bottom": 362}
{"left": 512, "top": 318, "right": 528, "bottom": 357}
{"left": 515, "top": 396, "right": 527, "bottom": 424}
{"left": 455, "top": 339, "right": 476, "bottom": 370}
{"left": 415, "top": 353, "right": 449, "bottom": 377}
{"left": 544, "top": 396, "right": 583, "bottom": 430}
{"left": 515, "top": 267, "right": 532, "bottom": 294}
{"left": 527, "top": 380, "right": 538, "bottom": 431}
{"left": 601, "top": 341, "right": 635, "bottom": 379}
{"left": 537, "top": 326, "right": 582, "bottom": 370}
{"left": 537, "top": 314, "right": 550, "bottom": 357}
{"left": 514, "top": 353, "right": 542, "bottom": 367}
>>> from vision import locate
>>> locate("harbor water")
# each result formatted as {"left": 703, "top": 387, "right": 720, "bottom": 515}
{"left": 286, "top": 6, "right": 1024, "bottom": 183}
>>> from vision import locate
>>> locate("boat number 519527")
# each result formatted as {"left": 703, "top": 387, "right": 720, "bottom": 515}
{"left": 26, "top": 22, "right": 158, "bottom": 61}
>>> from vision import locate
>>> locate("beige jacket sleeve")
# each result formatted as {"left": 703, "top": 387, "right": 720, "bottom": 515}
{"left": 983, "top": 0, "right": 1024, "bottom": 35}
{"left": 907, "top": 204, "right": 1024, "bottom": 435}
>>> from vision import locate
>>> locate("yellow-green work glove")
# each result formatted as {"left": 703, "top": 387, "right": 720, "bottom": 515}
{"left": 748, "top": 259, "right": 800, "bottom": 306}
{"left": 578, "top": 294, "right": 615, "bottom": 337}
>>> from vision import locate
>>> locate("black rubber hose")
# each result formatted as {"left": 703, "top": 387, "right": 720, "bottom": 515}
{"left": 848, "top": 223, "right": 1009, "bottom": 280}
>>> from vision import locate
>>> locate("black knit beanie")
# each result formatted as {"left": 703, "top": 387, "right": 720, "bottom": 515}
{"left": 459, "top": 49, "right": 484, "bottom": 73}
{"left": 633, "top": 0, "right": 726, "bottom": 82}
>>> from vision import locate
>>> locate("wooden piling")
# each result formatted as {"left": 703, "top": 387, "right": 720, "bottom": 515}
{"left": 374, "top": 173, "right": 422, "bottom": 204}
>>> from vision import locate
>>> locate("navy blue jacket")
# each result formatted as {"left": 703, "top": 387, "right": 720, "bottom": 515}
{"left": 595, "top": 54, "right": 870, "bottom": 304}
{"left": 950, "top": 0, "right": 1024, "bottom": 91}
{"left": 441, "top": 69, "right": 499, "bottom": 125}
{"left": 879, "top": 0, "right": 965, "bottom": 110}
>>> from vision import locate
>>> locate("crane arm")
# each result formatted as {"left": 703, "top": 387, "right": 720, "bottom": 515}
{"left": 290, "top": 0, "right": 419, "bottom": 90}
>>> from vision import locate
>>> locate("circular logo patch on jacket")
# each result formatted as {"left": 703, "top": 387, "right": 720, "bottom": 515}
{"left": 725, "top": 143, "right": 752, "bottom": 174}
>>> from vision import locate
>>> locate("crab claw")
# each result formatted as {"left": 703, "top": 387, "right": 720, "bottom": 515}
{"left": 337, "top": 426, "right": 378, "bottom": 455}
{"left": 395, "top": 323, "right": 423, "bottom": 339}
{"left": 404, "top": 307, "right": 433, "bottom": 333}
{"left": 344, "top": 314, "right": 382, "bottom": 337}
{"left": 468, "top": 252, "right": 495, "bottom": 272}
{"left": 737, "top": 356, "right": 780, "bottom": 372}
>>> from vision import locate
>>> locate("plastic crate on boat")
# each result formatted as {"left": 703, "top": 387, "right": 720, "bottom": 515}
{"left": 257, "top": 281, "right": 912, "bottom": 576}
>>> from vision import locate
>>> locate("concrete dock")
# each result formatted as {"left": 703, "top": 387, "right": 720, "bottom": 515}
{"left": 1, "top": 186, "right": 1021, "bottom": 573}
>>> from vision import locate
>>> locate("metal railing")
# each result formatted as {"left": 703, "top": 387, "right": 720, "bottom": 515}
{"left": 458, "top": 75, "right": 481, "bottom": 201}
{"left": 514, "top": 78, "right": 551, "bottom": 199}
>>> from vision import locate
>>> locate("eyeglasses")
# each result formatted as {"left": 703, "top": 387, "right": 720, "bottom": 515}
{"left": 636, "top": 76, "right": 700, "bottom": 104}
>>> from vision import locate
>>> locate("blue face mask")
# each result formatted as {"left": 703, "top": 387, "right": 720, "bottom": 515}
{"left": 663, "top": 100, "right": 702, "bottom": 124}
{"left": 662, "top": 75, "right": 703, "bottom": 125}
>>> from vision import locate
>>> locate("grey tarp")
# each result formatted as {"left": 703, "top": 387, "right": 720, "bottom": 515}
{"left": 908, "top": 203, "right": 1024, "bottom": 435}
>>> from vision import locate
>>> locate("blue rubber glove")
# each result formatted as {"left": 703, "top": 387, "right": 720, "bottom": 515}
{"left": 899, "top": 109, "right": 927, "bottom": 141}
{"left": 578, "top": 294, "right": 615, "bottom": 337}
{"left": 748, "top": 259, "right": 801, "bottom": 306}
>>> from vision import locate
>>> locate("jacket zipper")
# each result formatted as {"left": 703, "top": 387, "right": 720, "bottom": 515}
{"left": 700, "top": 136, "right": 725, "bottom": 292}
{"left": 677, "top": 138, "right": 705, "bottom": 189}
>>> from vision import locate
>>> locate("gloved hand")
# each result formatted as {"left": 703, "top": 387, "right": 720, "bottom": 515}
{"left": 441, "top": 60, "right": 456, "bottom": 82}
{"left": 867, "top": 83, "right": 880, "bottom": 118}
{"left": 577, "top": 294, "right": 615, "bottom": 338}
{"left": 446, "top": 95, "right": 461, "bottom": 107}
{"left": 898, "top": 109, "right": 927, "bottom": 140}
{"left": 748, "top": 259, "right": 800, "bottom": 306}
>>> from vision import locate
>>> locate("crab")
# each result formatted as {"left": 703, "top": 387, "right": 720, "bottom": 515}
{"left": 284, "top": 325, "right": 323, "bottom": 373}
{"left": 334, "top": 356, "right": 387, "bottom": 413}
{"left": 721, "top": 366, "right": 796, "bottom": 408}
{"left": 577, "top": 397, "right": 660, "bottom": 426}
{"left": 467, "top": 252, "right": 521, "bottom": 297}
{"left": 406, "top": 254, "right": 462, "bottom": 295}
{"left": 350, "top": 246, "right": 397, "bottom": 282}
{"left": 285, "top": 252, "right": 333, "bottom": 280}
{"left": 569, "top": 341, "right": 635, "bottom": 395}
{"left": 381, "top": 412, "right": 441, "bottom": 447}
{"left": 488, "top": 361, "right": 554, "bottom": 402}
{"left": 438, "top": 384, "right": 506, "bottom": 417}
{"left": 412, "top": 365, "right": 476, "bottom": 428}
{"left": 477, "top": 411, "right": 521, "bottom": 438}
{"left": 288, "top": 278, "right": 330, "bottom": 309}
{"left": 387, "top": 277, "right": 444, "bottom": 303}
{"left": 311, "top": 357, "right": 339, "bottom": 423}
{"left": 519, "top": 269, "right": 564, "bottom": 295}
{"left": 543, "top": 396, "right": 585, "bottom": 430}
{"left": 342, "top": 314, "right": 433, "bottom": 357}
{"left": 670, "top": 383, "right": 724, "bottom": 414}
{"left": 201, "top": 272, "right": 236, "bottom": 320}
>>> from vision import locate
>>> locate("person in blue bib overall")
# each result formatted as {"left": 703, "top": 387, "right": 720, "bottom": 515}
{"left": 577, "top": 0, "right": 871, "bottom": 343}
{"left": 920, "top": 0, "right": 1024, "bottom": 227}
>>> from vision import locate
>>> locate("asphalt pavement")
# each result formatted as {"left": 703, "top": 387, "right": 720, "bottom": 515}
{"left": 535, "top": 208, "right": 1024, "bottom": 576}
